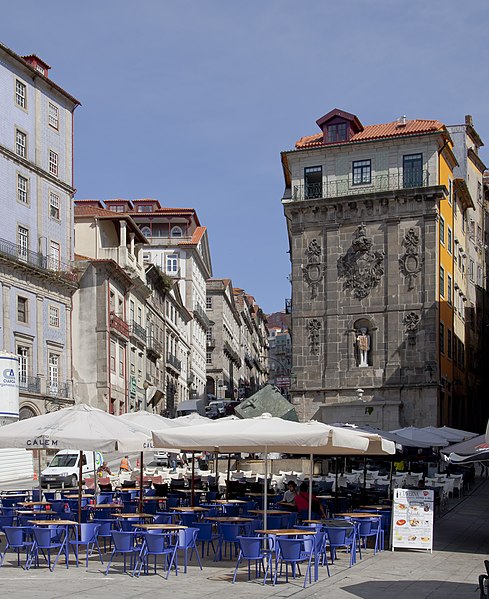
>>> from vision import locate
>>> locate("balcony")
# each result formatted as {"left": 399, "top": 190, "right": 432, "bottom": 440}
{"left": 193, "top": 303, "right": 211, "bottom": 330}
{"left": 292, "top": 170, "right": 431, "bottom": 201}
{"left": 0, "top": 237, "right": 77, "bottom": 284}
{"left": 130, "top": 321, "right": 147, "bottom": 343}
{"left": 206, "top": 337, "right": 216, "bottom": 348}
{"left": 19, "top": 375, "right": 41, "bottom": 394}
{"left": 110, "top": 312, "right": 130, "bottom": 338}
{"left": 46, "top": 381, "right": 70, "bottom": 399}
{"left": 147, "top": 335, "right": 163, "bottom": 358}
{"left": 224, "top": 340, "right": 242, "bottom": 368}
{"left": 166, "top": 353, "right": 182, "bottom": 372}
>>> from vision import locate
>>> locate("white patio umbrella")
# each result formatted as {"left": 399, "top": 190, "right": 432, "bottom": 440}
{"left": 0, "top": 404, "right": 153, "bottom": 521}
{"left": 437, "top": 426, "right": 478, "bottom": 441}
{"left": 421, "top": 426, "right": 464, "bottom": 444}
{"left": 152, "top": 414, "right": 395, "bottom": 525}
{"left": 441, "top": 434, "right": 489, "bottom": 463}
{"left": 391, "top": 426, "right": 449, "bottom": 447}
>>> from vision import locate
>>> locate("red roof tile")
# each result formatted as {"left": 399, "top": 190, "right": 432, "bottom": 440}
{"left": 295, "top": 119, "right": 445, "bottom": 149}
{"left": 178, "top": 226, "right": 206, "bottom": 246}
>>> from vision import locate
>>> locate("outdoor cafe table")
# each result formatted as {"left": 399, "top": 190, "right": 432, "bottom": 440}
{"left": 113, "top": 513, "right": 155, "bottom": 520}
{"left": 249, "top": 509, "right": 290, "bottom": 516}
{"left": 255, "top": 528, "right": 317, "bottom": 536}
{"left": 16, "top": 509, "right": 58, "bottom": 518}
{"left": 93, "top": 503, "right": 122, "bottom": 509}
{"left": 205, "top": 516, "right": 254, "bottom": 523}
{"left": 28, "top": 519, "right": 79, "bottom": 568}
{"left": 336, "top": 512, "right": 383, "bottom": 518}
{"left": 211, "top": 499, "right": 247, "bottom": 504}
{"left": 133, "top": 523, "right": 187, "bottom": 531}
{"left": 170, "top": 506, "right": 209, "bottom": 513}
{"left": 19, "top": 501, "right": 52, "bottom": 508}
{"left": 62, "top": 494, "right": 94, "bottom": 500}
{"left": 358, "top": 505, "right": 391, "bottom": 510}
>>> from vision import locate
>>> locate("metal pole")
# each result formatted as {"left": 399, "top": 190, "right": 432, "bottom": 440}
{"left": 309, "top": 454, "right": 313, "bottom": 520}
{"left": 191, "top": 451, "right": 195, "bottom": 507}
{"left": 264, "top": 446, "right": 268, "bottom": 531}
{"left": 78, "top": 450, "right": 83, "bottom": 524}
{"left": 138, "top": 451, "right": 144, "bottom": 513}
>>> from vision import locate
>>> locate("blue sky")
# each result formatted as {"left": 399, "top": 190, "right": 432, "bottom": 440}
{"left": 2, "top": 1, "right": 488, "bottom": 313}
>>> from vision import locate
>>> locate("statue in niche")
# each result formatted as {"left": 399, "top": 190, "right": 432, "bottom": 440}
{"left": 356, "top": 327, "right": 370, "bottom": 367}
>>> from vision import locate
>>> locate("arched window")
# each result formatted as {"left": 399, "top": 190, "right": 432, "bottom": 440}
{"left": 19, "top": 405, "right": 38, "bottom": 420}
{"left": 170, "top": 226, "right": 183, "bottom": 238}
{"left": 140, "top": 226, "right": 151, "bottom": 238}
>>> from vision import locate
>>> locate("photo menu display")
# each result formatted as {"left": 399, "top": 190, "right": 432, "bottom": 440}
{"left": 392, "top": 488, "right": 434, "bottom": 552}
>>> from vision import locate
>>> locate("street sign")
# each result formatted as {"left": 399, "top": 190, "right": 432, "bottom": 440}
{"left": 275, "top": 376, "right": 291, "bottom": 388}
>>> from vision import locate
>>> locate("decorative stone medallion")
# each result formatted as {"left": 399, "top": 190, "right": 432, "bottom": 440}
{"left": 302, "top": 239, "right": 325, "bottom": 299}
{"left": 399, "top": 228, "right": 423, "bottom": 290}
{"left": 337, "top": 224, "right": 384, "bottom": 300}
{"left": 403, "top": 311, "right": 420, "bottom": 332}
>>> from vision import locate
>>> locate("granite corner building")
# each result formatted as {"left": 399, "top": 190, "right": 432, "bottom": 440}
{"left": 281, "top": 108, "right": 488, "bottom": 431}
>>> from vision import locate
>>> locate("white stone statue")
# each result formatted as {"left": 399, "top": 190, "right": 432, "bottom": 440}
{"left": 356, "top": 327, "right": 370, "bottom": 367}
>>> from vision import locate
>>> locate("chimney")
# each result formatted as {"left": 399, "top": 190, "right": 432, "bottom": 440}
{"left": 397, "top": 115, "right": 407, "bottom": 127}
{"left": 465, "top": 114, "right": 473, "bottom": 127}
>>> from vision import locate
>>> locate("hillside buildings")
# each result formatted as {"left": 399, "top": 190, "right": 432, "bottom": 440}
{"left": 0, "top": 42, "right": 79, "bottom": 419}
{"left": 282, "top": 108, "right": 487, "bottom": 430}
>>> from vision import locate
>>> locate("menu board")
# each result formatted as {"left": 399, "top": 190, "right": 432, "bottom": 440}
{"left": 391, "top": 488, "right": 434, "bottom": 552}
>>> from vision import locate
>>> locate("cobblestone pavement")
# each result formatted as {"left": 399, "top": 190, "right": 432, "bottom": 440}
{"left": 1, "top": 478, "right": 488, "bottom": 599}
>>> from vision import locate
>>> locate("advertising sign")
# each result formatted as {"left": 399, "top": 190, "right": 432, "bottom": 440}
{"left": 392, "top": 488, "right": 434, "bottom": 552}
{"left": 0, "top": 352, "right": 19, "bottom": 420}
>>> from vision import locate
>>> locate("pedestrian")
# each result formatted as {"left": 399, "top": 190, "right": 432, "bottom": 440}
{"left": 119, "top": 455, "right": 132, "bottom": 473}
{"left": 169, "top": 451, "right": 178, "bottom": 472}
{"left": 97, "top": 461, "right": 112, "bottom": 477}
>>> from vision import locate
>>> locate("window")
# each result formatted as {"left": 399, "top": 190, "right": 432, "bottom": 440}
{"left": 119, "top": 343, "right": 125, "bottom": 376}
{"left": 478, "top": 265, "right": 482, "bottom": 286}
{"left": 170, "top": 226, "right": 183, "bottom": 237}
{"left": 17, "top": 174, "right": 28, "bottom": 204}
{"left": 48, "top": 353, "right": 59, "bottom": 392}
{"left": 137, "top": 306, "right": 142, "bottom": 325}
{"left": 447, "top": 329, "right": 452, "bottom": 359}
{"left": 448, "top": 179, "right": 452, "bottom": 205}
{"left": 439, "top": 323, "right": 445, "bottom": 354}
{"left": 470, "top": 259, "right": 475, "bottom": 282}
{"left": 352, "top": 160, "right": 371, "bottom": 185}
{"left": 48, "top": 102, "right": 59, "bottom": 129}
{"left": 439, "top": 266, "right": 445, "bottom": 297}
{"left": 110, "top": 340, "right": 116, "bottom": 372}
{"left": 137, "top": 205, "right": 153, "bottom": 212}
{"left": 15, "top": 80, "right": 26, "bottom": 108}
{"left": 15, "top": 130, "right": 26, "bottom": 158}
{"left": 478, "top": 181, "right": 483, "bottom": 206}
{"left": 49, "top": 241, "right": 60, "bottom": 270}
{"left": 166, "top": 254, "right": 178, "bottom": 273}
{"left": 477, "top": 225, "right": 482, "bottom": 245}
{"left": 109, "top": 205, "right": 124, "bottom": 212}
{"left": 109, "top": 291, "right": 115, "bottom": 312}
{"left": 17, "top": 296, "right": 28, "bottom": 323}
{"left": 304, "top": 166, "right": 322, "bottom": 199}
{"left": 403, "top": 153, "right": 423, "bottom": 188}
{"left": 447, "top": 227, "right": 452, "bottom": 254}
{"left": 447, "top": 275, "right": 452, "bottom": 305}
{"left": 327, "top": 122, "right": 347, "bottom": 142}
{"left": 206, "top": 352, "right": 212, "bottom": 364}
{"left": 206, "top": 297, "right": 212, "bottom": 309}
{"left": 130, "top": 300, "right": 135, "bottom": 323}
{"left": 17, "top": 345, "right": 28, "bottom": 385}
{"left": 140, "top": 226, "right": 151, "bottom": 237}
{"left": 49, "top": 150, "right": 58, "bottom": 176}
{"left": 439, "top": 216, "right": 445, "bottom": 245}
{"left": 18, "top": 226, "right": 29, "bottom": 260}
{"left": 49, "top": 191, "right": 60, "bottom": 219}
{"left": 49, "top": 305, "right": 60, "bottom": 327}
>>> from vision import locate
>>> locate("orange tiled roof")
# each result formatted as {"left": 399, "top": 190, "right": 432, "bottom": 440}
{"left": 295, "top": 119, "right": 445, "bottom": 149}
{"left": 178, "top": 226, "right": 206, "bottom": 246}
{"left": 74, "top": 205, "right": 113, "bottom": 217}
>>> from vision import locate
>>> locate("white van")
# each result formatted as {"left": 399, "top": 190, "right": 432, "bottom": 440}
{"left": 41, "top": 450, "right": 103, "bottom": 488}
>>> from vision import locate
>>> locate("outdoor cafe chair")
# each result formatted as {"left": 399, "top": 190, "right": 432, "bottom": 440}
{"left": 179, "top": 512, "right": 197, "bottom": 527}
{"left": 0, "top": 514, "right": 14, "bottom": 531}
{"left": 93, "top": 518, "right": 114, "bottom": 552}
{"left": 134, "top": 532, "right": 178, "bottom": 578}
{"left": 0, "top": 526, "right": 33, "bottom": 568}
{"left": 153, "top": 512, "right": 173, "bottom": 525}
{"left": 232, "top": 535, "right": 272, "bottom": 585}
{"left": 177, "top": 527, "right": 202, "bottom": 573}
{"left": 216, "top": 523, "right": 240, "bottom": 561}
{"left": 26, "top": 526, "right": 66, "bottom": 571}
{"left": 105, "top": 531, "right": 139, "bottom": 575}
{"left": 192, "top": 521, "right": 219, "bottom": 558}
{"left": 323, "top": 524, "right": 357, "bottom": 567}
{"left": 273, "top": 536, "right": 314, "bottom": 588}
{"left": 68, "top": 522, "right": 104, "bottom": 568}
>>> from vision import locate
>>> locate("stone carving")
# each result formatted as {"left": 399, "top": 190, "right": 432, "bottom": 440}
{"left": 306, "top": 319, "right": 321, "bottom": 355}
{"left": 337, "top": 224, "right": 384, "bottom": 300}
{"left": 302, "top": 239, "right": 325, "bottom": 299}
{"left": 356, "top": 327, "right": 370, "bottom": 367}
{"left": 399, "top": 228, "right": 423, "bottom": 290}
{"left": 403, "top": 312, "right": 420, "bottom": 332}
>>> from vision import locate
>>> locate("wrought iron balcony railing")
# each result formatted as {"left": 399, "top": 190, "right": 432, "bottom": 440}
{"left": 46, "top": 382, "right": 70, "bottom": 399}
{"left": 130, "top": 321, "right": 147, "bottom": 343}
{"left": 166, "top": 353, "right": 182, "bottom": 372}
{"left": 292, "top": 170, "right": 431, "bottom": 201}
{"left": 19, "top": 375, "right": 41, "bottom": 394}
{"left": 147, "top": 335, "right": 163, "bottom": 357}
{"left": 193, "top": 303, "right": 211, "bottom": 330}
{"left": 110, "top": 312, "right": 130, "bottom": 338}
{"left": 206, "top": 337, "right": 216, "bottom": 347}
{"left": 0, "top": 236, "right": 77, "bottom": 282}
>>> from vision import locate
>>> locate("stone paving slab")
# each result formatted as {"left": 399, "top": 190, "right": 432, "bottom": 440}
{"left": 1, "top": 479, "right": 488, "bottom": 598}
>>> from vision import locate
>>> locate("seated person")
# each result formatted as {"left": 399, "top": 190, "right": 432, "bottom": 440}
{"left": 279, "top": 480, "right": 298, "bottom": 510}
{"left": 294, "top": 481, "right": 326, "bottom": 519}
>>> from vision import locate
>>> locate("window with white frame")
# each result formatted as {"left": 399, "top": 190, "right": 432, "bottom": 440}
{"left": 49, "top": 241, "right": 60, "bottom": 270}
{"left": 49, "top": 305, "right": 60, "bottom": 327}
{"left": 170, "top": 226, "right": 183, "bottom": 237}
{"left": 17, "top": 345, "right": 29, "bottom": 385}
{"left": 15, "top": 80, "right": 26, "bottom": 108}
{"left": 49, "top": 150, "right": 58, "bottom": 176}
{"left": 17, "top": 174, "right": 28, "bottom": 204}
{"left": 17, "top": 296, "right": 28, "bottom": 323}
{"left": 49, "top": 191, "right": 60, "bottom": 219}
{"left": 18, "top": 225, "right": 29, "bottom": 260}
{"left": 166, "top": 254, "right": 178, "bottom": 273}
{"left": 48, "top": 353, "right": 59, "bottom": 392}
{"left": 16, "top": 130, "right": 26, "bottom": 157}
{"left": 352, "top": 159, "right": 371, "bottom": 185}
{"left": 48, "top": 102, "right": 59, "bottom": 129}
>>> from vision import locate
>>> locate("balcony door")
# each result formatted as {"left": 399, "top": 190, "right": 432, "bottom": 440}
{"left": 403, "top": 153, "right": 423, "bottom": 188}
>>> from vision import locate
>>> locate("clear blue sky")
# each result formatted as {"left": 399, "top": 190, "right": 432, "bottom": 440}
{"left": 2, "top": 1, "right": 488, "bottom": 314}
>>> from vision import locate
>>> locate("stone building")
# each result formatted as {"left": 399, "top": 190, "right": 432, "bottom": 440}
{"left": 281, "top": 108, "right": 486, "bottom": 429}
{"left": 0, "top": 43, "right": 79, "bottom": 418}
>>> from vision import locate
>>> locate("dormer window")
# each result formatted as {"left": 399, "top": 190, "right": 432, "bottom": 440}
{"left": 170, "top": 226, "right": 183, "bottom": 237}
{"left": 327, "top": 122, "right": 347, "bottom": 142}
{"left": 137, "top": 205, "right": 153, "bottom": 212}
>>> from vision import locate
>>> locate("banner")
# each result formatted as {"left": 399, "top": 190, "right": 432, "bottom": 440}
{"left": 392, "top": 488, "right": 434, "bottom": 552}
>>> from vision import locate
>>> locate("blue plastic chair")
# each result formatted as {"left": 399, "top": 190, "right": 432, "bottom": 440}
{"left": 192, "top": 521, "right": 219, "bottom": 558}
{"left": 93, "top": 518, "right": 114, "bottom": 552}
{"left": 177, "top": 527, "right": 202, "bottom": 572}
{"left": 217, "top": 523, "right": 240, "bottom": 561}
{"left": 222, "top": 504, "right": 239, "bottom": 517}
{"left": 232, "top": 536, "right": 272, "bottom": 584}
{"left": 153, "top": 512, "right": 173, "bottom": 525}
{"left": 69, "top": 523, "right": 104, "bottom": 568}
{"left": 0, "top": 515, "right": 14, "bottom": 531}
{"left": 26, "top": 526, "right": 66, "bottom": 571}
{"left": 119, "top": 517, "right": 140, "bottom": 532}
{"left": 134, "top": 532, "right": 178, "bottom": 578}
{"left": 0, "top": 526, "right": 33, "bottom": 567}
{"left": 274, "top": 536, "right": 314, "bottom": 587}
{"left": 286, "top": 512, "right": 298, "bottom": 528}
{"left": 324, "top": 525, "right": 356, "bottom": 567}
{"left": 179, "top": 512, "right": 197, "bottom": 527}
{"left": 266, "top": 515, "right": 284, "bottom": 529}
{"left": 353, "top": 517, "right": 381, "bottom": 555}
{"left": 105, "top": 531, "right": 139, "bottom": 575}
{"left": 166, "top": 497, "right": 180, "bottom": 509}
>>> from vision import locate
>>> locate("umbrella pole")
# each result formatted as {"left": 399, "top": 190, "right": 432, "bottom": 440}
{"left": 215, "top": 452, "right": 219, "bottom": 496}
{"left": 93, "top": 452, "right": 97, "bottom": 505}
{"left": 264, "top": 446, "right": 268, "bottom": 531}
{"left": 389, "top": 459, "right": 394, "bottom": 498}
{"left": 226, "top": 455, "right": 231, "bottom": 500}
{"left": 37, "top": 451, "right": 42, "bottom": 499}
{"left": 78, "top": 450, "right": 83, "bottom": 524}
{"left": 363, "top": 457, "right": 367, "bottom": 492}
{"left": 139, "top": 451, "right": 144, "bottom": 513}
{"left": 335, "top": 458, "right": 338, "bottom": 514}
{"left": 191, "top": 451, "right": 195, "bottom": 507}
{"left": 309, "top": 454, "right": 313, "bottom": 520}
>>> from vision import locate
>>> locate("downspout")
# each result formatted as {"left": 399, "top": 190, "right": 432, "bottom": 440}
{"left": 107, "top": 275, "right": 112, "bottom": 413}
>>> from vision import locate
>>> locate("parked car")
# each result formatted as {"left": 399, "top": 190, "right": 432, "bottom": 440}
{"left": 41, "top": 450, "right": 103, "bottom": 488}
{"left": 153, "top": 450, "right": 169, "bottom": 466}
